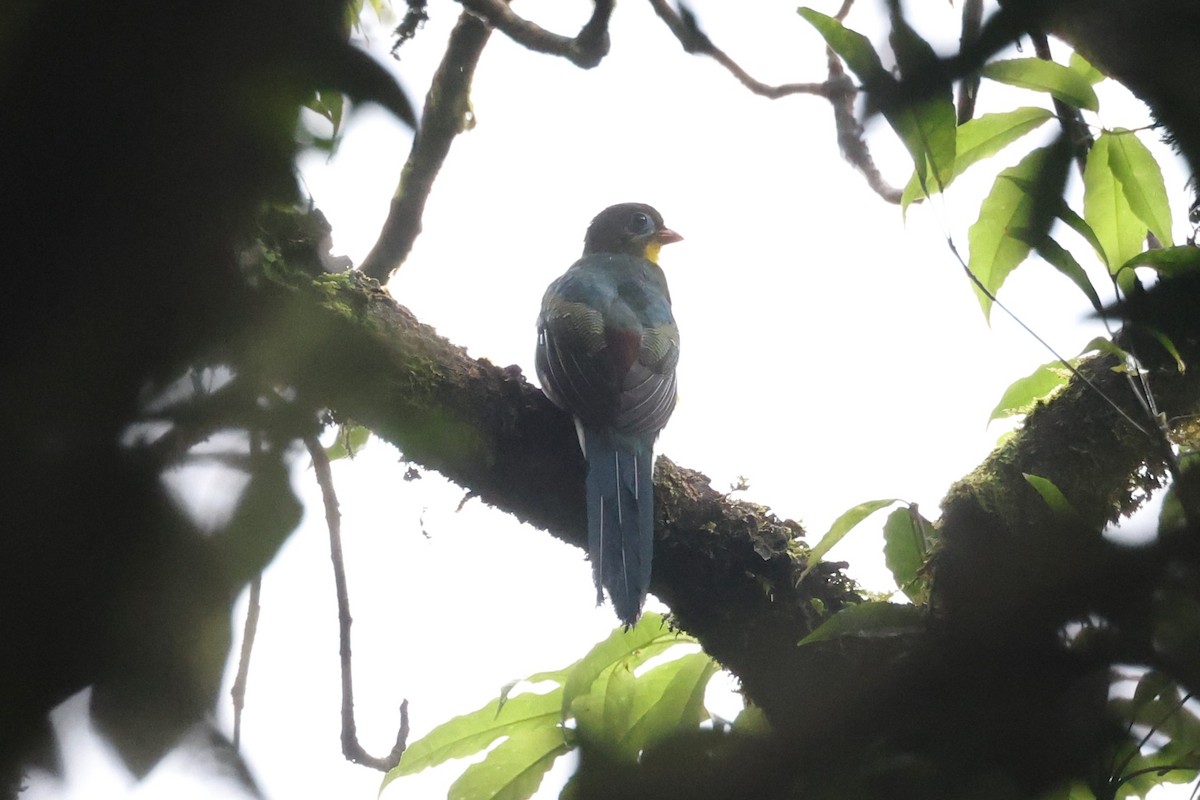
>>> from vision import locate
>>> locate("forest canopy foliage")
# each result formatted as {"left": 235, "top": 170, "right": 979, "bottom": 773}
{"left": 5, "top": 1, "right": 1200, "bottom": 799}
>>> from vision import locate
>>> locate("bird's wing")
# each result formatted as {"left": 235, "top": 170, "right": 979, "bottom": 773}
{"left": 536, "top": 273, "right": 622, "bottom": 426}
{"left": 536, "top": 255, "right": 678, "bottom": 436}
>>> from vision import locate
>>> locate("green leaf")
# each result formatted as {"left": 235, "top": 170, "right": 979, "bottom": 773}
{"left": 901, "top": 107, "right": 1054, "bottom": 208}
{"left": 447, "top": 725, "right": 569, "bottom": 800}
{"left": 798, "top": 601, "right": 923, "bottom": 646}
{"left": 802, "top": 498, "right": 901, "bottom": 575}
{"left": 561, "top": 613, "right": 690, "bottom": 719}
{"left": 1079, "top": 336, "right": 1137, "bottom": 371}
{"left": 1131, "top": 670, "right": 1176, "bottom": 711}
{"left": 1040, "top": 781, "right": 1098, "bottom": 800}
{"left": 1106, "top": 129, "right": 1174, "bottom": 246}
{"left": 796, "top": 9, "right": 888, "bottom": 88}
{"left": 571, "top": 658, "right": 637, "bottom": 757}
{"left": 1023, "top": 473, "right": 1078, "bottom": 518}
{"left": 1149, "top": 330, "right": 1186, "bottom": 373}
{"left": 383, "top": 689, "right": 562, "bottom": 786}
{"left": 883, "top": 506, "right": 936, "bottom": 604}
{"left": 886, "top": 14, "right": 956, "bottom": 196}
{"left": 1032, "top": 235, "right": 1105, "bottom": 312}
{"left": 953, "top": 107, "right": 1055, "bottom": 175}
{"left": 732, "top": 702, "right": 771, "bottom": 735}
{"left": 1116, "top": 245, "right": 1200, "bottom": 278}
{"left": 1159, "top": 453, "right": 1200, "bottom": 536}
{"left": 618, "top": 652, "right": 719, "bottom": 755}
{"left": 967, "top": 145, "right": 1061, "bottom": 318}
{"left": 325, "top": 422, "right": 371, "bottom": 461}
{"left": 1068, "top": 51, "right": 1105, "bottom": 85}
{"left": 305, "top": 89, "right": 346, "bottom": 137}
{"left": 572, "top": 649, "right": 719, "bottom": 759}
{"left": 1109, "top": 669, "right": 1200, "bottom": 796}
{"left": 1057, "top": 203, "right": 1110, "bottom": 268}
{"left": 222, "top": 455, "right": 304, "bottom": 583}
{"left": 888, "top": 98, "right": 957, "bottom": 199}
{"left": 1085, "top": 132, "right": 1149, "bottom": 280}
{"left": 982, "top": 57, "right": 1100, "bottom": 111}
{"left": 989, "top": 361, "right": 1072, "bottom": 422}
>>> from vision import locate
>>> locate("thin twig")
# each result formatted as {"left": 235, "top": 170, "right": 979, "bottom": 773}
{"left": 232, "top": 432, "right": 267, "bottom": 751}
{"left": 648, "top": 0, "right": 834, "bottom": 99}
{"left": 1113, "top": 691, "right": 1193, "bottom": 785}
{"left": 647, "top": 0, "right": 902, "bottom": 203}
{"left": 458, "top": 0, "right": 613, "bottom": 68}
{"left": 231, "top": 575, "right": 262, "bottom": 751}
{"left": 305, "top": 434, "right": 409, "bottom": 771}
{"left": 360, "top": 11, "right": 492, "bottom": 281}
{"left": 943, "top": 236, "right": 1153, "bottom": 438}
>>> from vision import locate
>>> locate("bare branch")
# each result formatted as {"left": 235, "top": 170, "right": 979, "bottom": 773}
{"left": 458, "top": 0, "right": 613, "bottom": 68}
{"left": 230, "top": 575, "right": 262, "bottom": 751}
{"left": 647, "top": 0, "right": 900, "bottom": 202}
{"left": 648, "top": 0, "right": 834, "bottom": 99}
{"left": 360, "top": 12, "right": 492, "bottom": 281}
{"left": 305, "top": 435, "right": 408, "bottom": 772}
{"left": 825, "top": 49, "right": 902, "bottom": 203}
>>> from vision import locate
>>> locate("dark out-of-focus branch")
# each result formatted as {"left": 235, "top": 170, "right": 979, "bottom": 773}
{"left": 360, "top": 12, "right": 491, "bottom": 282}
{"left": 1030, "top": 30, "right": 1092, "bottom": 174}
{"left": 459, "top": 0, "right": 614, "bottom": 68}
{"left": 305, "top": 435, "right": 409, "bottom": 772}
{"left": 956, "top": 0, "right": 983, "bottom": 123}
{"left": 648, "top": 0, "right": 901, "bottom": 203}
{"left": 391, "top": 0, "right": 429, "bottom": 57}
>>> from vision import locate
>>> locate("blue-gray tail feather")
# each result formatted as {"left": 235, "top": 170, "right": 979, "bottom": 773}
{"left": 583, "top": 428, "right": 655, "bottom": 626}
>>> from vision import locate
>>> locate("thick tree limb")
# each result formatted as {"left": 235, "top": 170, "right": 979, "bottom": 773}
{"left": 242, "top": 261, "right": 860, "bottom": 723}
{"left": 251, "top": 229, "right": 1200, "bottom": 794}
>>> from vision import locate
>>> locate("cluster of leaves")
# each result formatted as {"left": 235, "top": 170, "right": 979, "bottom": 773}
{"left": 800, "top": 6, "right": 1196, "bottom": 320}
{"left": 787, "top": 8, "right": 1200, "bottom": 799}
{"left": 381, "top": 613, "right": 726, "bottom": 800}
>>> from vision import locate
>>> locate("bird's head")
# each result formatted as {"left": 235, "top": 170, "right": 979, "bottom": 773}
{"left": 582, "top": 203, "right": 683, "bottom": 263}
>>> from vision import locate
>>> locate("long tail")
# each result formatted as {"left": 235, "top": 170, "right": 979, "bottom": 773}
{"left": 582, "top": 427, "right": 655, "bottom": 626}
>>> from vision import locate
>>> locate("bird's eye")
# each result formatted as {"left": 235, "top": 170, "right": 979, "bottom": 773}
{"left": 626, "top": 211, "right": 653, "bottom": 235}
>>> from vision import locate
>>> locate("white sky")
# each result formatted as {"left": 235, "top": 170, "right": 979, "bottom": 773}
{"left": 22, "top": 1, "right": 1197, "bottom": 798}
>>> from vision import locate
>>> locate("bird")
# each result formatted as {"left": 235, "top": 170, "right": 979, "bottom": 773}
{"left": 536, "top": 203, "right": 682, "bottom": 626}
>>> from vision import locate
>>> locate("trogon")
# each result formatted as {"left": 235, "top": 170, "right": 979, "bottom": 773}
{"left": 536, "top": 203, "right": 682, "bottom": 626}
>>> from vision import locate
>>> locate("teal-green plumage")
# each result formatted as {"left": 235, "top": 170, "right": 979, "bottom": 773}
{"left": 536, "top": 203, "right": 681, "bottom": 625}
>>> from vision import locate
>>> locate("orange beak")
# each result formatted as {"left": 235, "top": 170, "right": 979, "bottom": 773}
{"left": 656, "top": 227, "right": 683, "bottom": 245}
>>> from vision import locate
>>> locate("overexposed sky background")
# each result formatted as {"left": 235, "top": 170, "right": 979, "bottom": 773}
{"left": 23, "top": 0, "right": 1197, "bottom": 798}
